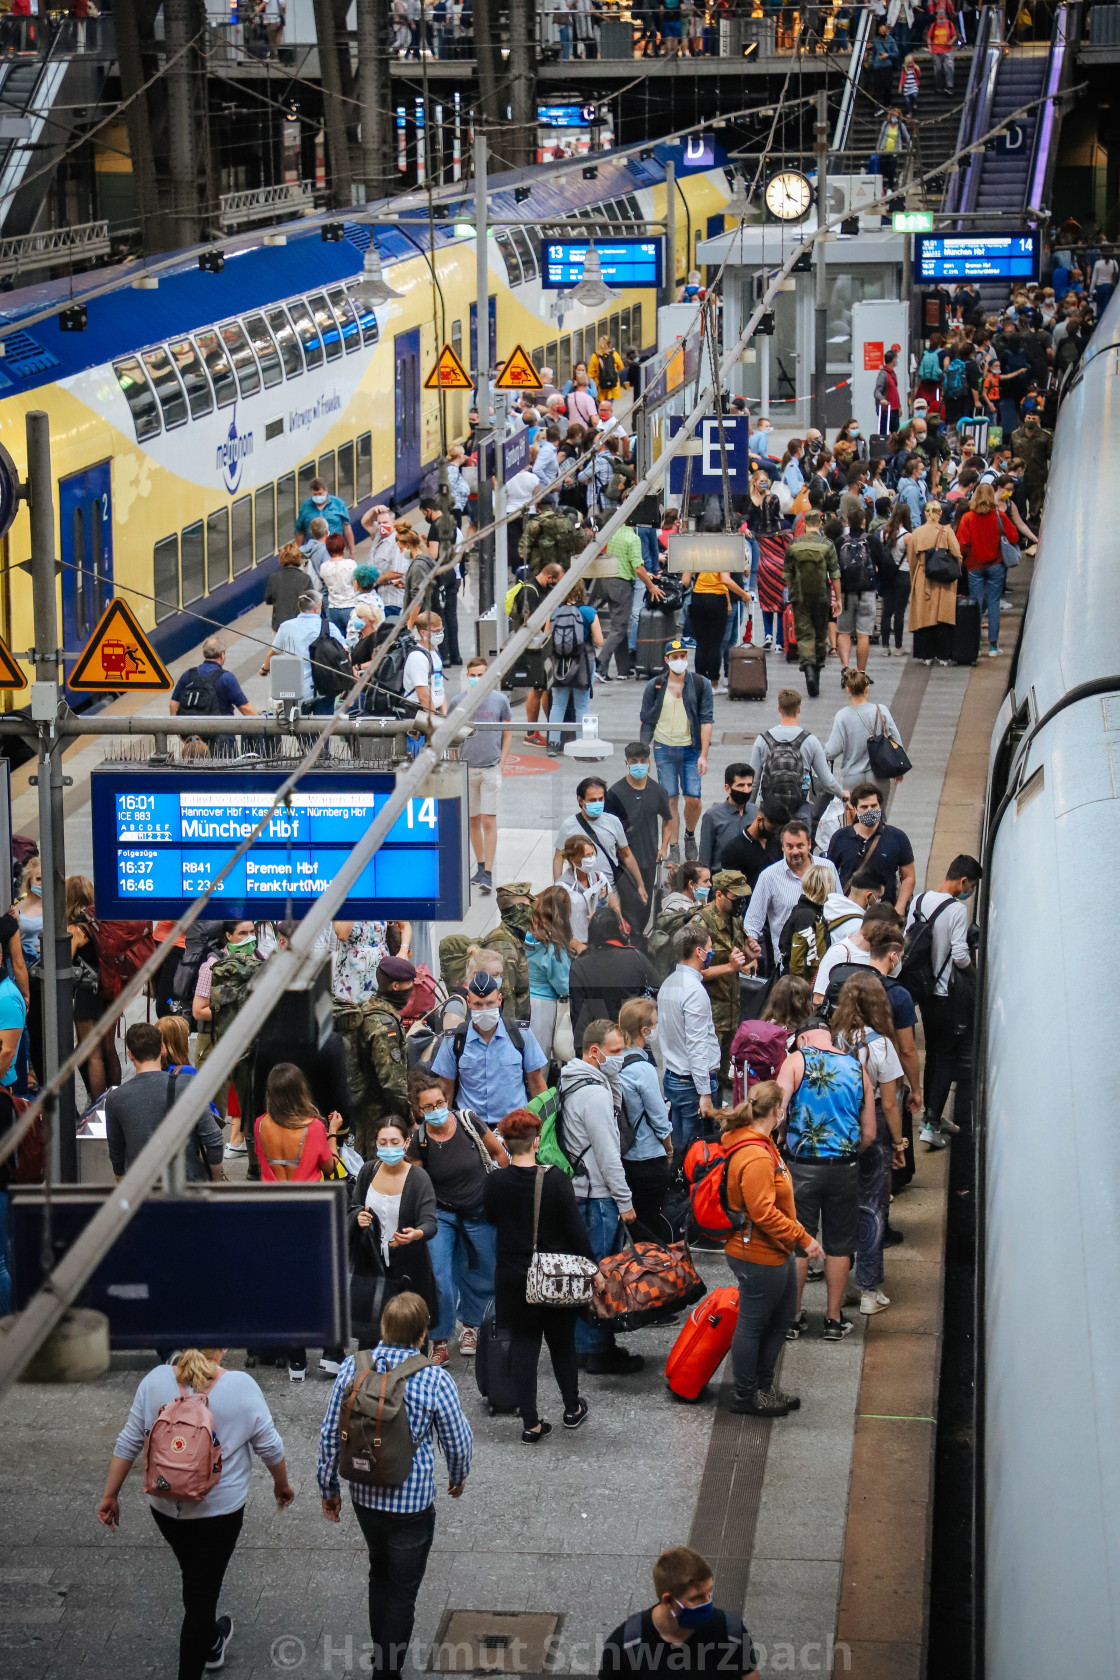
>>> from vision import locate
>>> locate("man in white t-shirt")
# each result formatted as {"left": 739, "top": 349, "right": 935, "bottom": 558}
{"left": 904, "top": 853, "right": 980, "bottom": 1150}
{"left": 402, "top": 611, "right": 446, "bottom": 714}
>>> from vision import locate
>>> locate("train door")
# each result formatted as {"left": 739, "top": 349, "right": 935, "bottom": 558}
{"left": 394, "top": 326, "right": 421, "bottom": 502}
{"left": 60, "top": 461, "right": 113, "bottom": 691}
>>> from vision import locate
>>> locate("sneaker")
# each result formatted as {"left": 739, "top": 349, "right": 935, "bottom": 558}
{"left": 920, "top": 1123, "right": 948, "bottom": 1151}
{"left": 224, "top": 1140, "right": 247, "bottom": 1157}
{"left": 764, "top": 634, "right": 773, "bottom": 649}
{"left": 288, "top": 1364, "right": 306, "bottom": 1382}
{"left": 937, "top": 1114, "right": 961, "bottom": 1136}
{"left": 477, "top": 871, "right": 493, "bottom": 896}
{"left": 883, "top": 645, "right": 893, "bottom": 657}
{"left": 458, "top": 1326, "right": 478, "bottom": 1356}
{"left": 806, "top": 1260, "right": 824, "bottom": 1281}
{"left": 729, "top": 1389, "right": 789, "bottom": 1416}
{"left": 883, "top": 1225, "right": 904, "bottom": 1248}
{"left": 712, "top": 682, "right": 727, "bottom": 697}
{"left": 988, "top": 646, "right": 1003, "bottom": 657}
{"left": 319, "top": 1357, "right": 340, "bottom": 1376}
{"left": 785, "top": 1310, "right": 808, "bottom": 1342}
{"left": 206, "top": 1616, "right": 234, "bottom": 1672}
{"left": 684, "top": 830, "right": 698, "bottom": 862}
{"left": 586, "top": 1347, "right": 644, "bottom": 1375}
{"left": 563, "top": 1396, "right": 590, "bottom": 1429}
{"left": 935, "top": 658, "right": 952, "bottom": 666}
{"left": 546, "top": 745, "right": 562, "bottom": 758}
{"left": 431, "top": 1340, "right": 449, "bottom": 1366}
{"left": 822, "top": 1314, "right": 854, "bottom": 1340}
{"left": 667, "top": 842, "right": 681, "bottom": 866}
{"left": 762, "top": 1385, "right": 801, "bottom": 1412}
{"left": 860, "top": 1291, "right": 891, "bottom": 1315}
{"left": 521, "top": 1419, "right": 553, "bottom": 1443}
{"left": 524, "top": 731, "right": 547, "bottom": 747}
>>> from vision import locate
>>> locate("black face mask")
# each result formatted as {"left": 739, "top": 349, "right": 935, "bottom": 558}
{"left": 390, "top": 986, "right": 414, "bottom": 1009}
{"left": 728, "top": 788, "right": 751, "bottom": 807}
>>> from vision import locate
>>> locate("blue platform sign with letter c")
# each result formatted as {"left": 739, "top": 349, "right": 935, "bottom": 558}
{"left": 667, "top": 415, "right": 749, "bottom": 493}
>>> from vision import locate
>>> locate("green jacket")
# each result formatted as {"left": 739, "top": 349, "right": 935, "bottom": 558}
{"left": 784, "top": 536, "right": 839, "bottom": 606}
{"left": 358, "top": 996, "right": 409, "bottom": 1120}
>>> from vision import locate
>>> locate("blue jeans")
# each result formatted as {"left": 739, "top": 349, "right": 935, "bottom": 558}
{"left": 628, "top": 579, "right": 646, "bottom": 652}
{"left": 720, "top": 597, "right": 741, "bottom": 676}
{"left": 548, "top": 685, "right": 591, "bottom": 748}
{"left": 575, "top": 1196, "right": 623, "bottom": 1353}
{"left": 998, "top": 397, "right": 1021, "bottom": 437}
{"left": 967, "top": 560, "right": 1007, "bottom": 648}
{"left": 653, "top": 743, "right": 702, "bottom": 800}
{"left": 664, "top": 1068, "right": 721, "bottom": 1154}
{"left": 429, "top": 1206, "right": 496, "bottom": 1341}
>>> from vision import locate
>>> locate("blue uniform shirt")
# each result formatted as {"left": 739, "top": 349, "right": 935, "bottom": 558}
{"left": 430, "top": 1017, "right": 547, "bottom": 1124}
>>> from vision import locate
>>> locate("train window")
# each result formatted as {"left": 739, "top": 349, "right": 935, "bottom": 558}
{"left": 168, "top": 338, "right": 214, "bottom": 419}
{"left": 609, "top": 311, "right": 621, "bottom": 348}
{"left": 181, "top": 520, "right": 205, "bottom": 606}
{"left": 255, "top": 484, "right": 275, "bottom": 561}
{"left": 509, "top": 228, "right": 537, "bottom": 281}
{"left": 494, "top": 231, "right": 522, "bottom": 286}
{"left": 153, "top": 535, "right": 179, "bottom": 621}
{"left": 451, "top": 318, "right": 462, "bottom": 360}
{"left": 327, "top": 286, "right": 361, "bottom": 354}
{"left": 219, "top": 321, "right": 261, "bottom": 399}
{"left": 571, "top": 329, "right": 584, "bottom": 368}
{"left": 356, "top": 433, "right": 372, "bottom": 501}
{"left": 232, "top": 496, "right": 253, "bottom": 576}
{"left": 193, "top": 331, "right": 237, "bottom": 408}
{"left": 546, "top": 340, "right": 558, "bottom": 374}
{"left": 243, "top": 314, "right": 284, "bottom": 389}
{"left": 318, "top": 452, "right": 336, "bottom": 494}
{"left": 632, "top": 302, "right": 642, "bottom": 348}
{"left": 206, "top": 507, "right": 230, "bottom": 593}
{"left": 626, "top": 195, "right": 642, "bottom": 220}
{"left": 596, "top": 317, "right": 608, "bottom": 347}
{"left": 141, "top": 348, "right": 187, "bottom": 431}
{"left": 532, "top": 346, "right": 544, "bottom": 369}
{"left": 337, "top": 440, "right": 355, "bottom": 508}
{"left": 558, "top": 336, "right": 571, "bottom": 386}
{"left": 287, "top": 300, "right": 324, "bottom": 370}
{"left": 604, "top": 200, "right": 623, "bottom": 223}
{"left": 276, "top": 471, "right": 297, "bottom": 540}
{"left": 345, "top": 283, "right": 379, "bottom": 346}
{"left": 308, "top": 293, "right": 343, "bottom": 361}
{"left": 266, "top": 308, "right": 304, "bottom": 377}
{"left": 112, "top": 357, "right": 161, "bottom": 441}
{"left": 298, "top": 460, "right": 317, "bottom": 506}
{"left": 620, "top": 306, "right": 631, "bottom": 347}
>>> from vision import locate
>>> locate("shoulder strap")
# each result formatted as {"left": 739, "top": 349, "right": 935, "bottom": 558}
{"left": 761, "top": 729, "right": 776, "bottom": 750}
{"left": 576, "top": 812, "right": 615, "bottom": 879}
{"left": 531, "top": 1163, "right": 546, "bottom": 1254}
{"left": 792, "top": 729, "right": 808, "bottom": 750}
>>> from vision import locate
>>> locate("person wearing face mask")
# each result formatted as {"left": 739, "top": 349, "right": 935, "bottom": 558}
{"left": 404, "top": 1073, "right": 507, "bottom": 1366}
{"left": 558, "top": 1018, "right": 643, "bottom": 1376}
{"left": 719, "top": 799, "right": 786, "bottom": 891}
{"left": 647, "top": 863, "right": 710, "bottom": 978}
{"left": 430, "top": 971, "right": 548, "bottom": 1126}
{"left": 1010, "top": 413, "right": 1052, "bottom": 522}
{"left": 296, "top": 475, "right": 355, "bottom": 557}
{"left": 639, "top": 638, "right": 714, "bottom": 866}
{"left": 617, "top": 998, "right": 673, "bottom": 1237}
{"left": 568, "top": 908, "right": 660, "bottom": 1046}
{"left": 697, "top": 764, "right": 756, "bottom": 873}
{"left": 605, "top": 743, "right": 672, "bottom": 929}
{"left": 357, "top": 956, "right": 418, "bottom": 1158}
{"left": 826, "top": 784, "right": 915, "bottom": 914}
{"left": 360, "top": 505, "right": 407, "bottom": 616}
{"left": 905, "top": 856, "right": 982, "bottom": 1152}
{"left": 192, "top": 918, "right": 261, "bottom": 1160}
{"left": 599, "top": 1545, "right": 760, "bottom": 1679}
{"left": 553, "top": 778, "right": 648, "bottom": 913}
{"left": 448, "top": 654, "right": 512, "bottom": 896}
{"left": 556, "top": 836, "right": 617, "bottom": 951}
{"left": 401, "top": 610, "right": 447, "bottom": 715}
{"left": 348, "top": 1112, "right": 439, "bottom": 1344}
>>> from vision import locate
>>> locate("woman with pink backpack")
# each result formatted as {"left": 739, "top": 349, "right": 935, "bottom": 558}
{"left": 97, "top": 1348, "right": 294, "bottom": 1678}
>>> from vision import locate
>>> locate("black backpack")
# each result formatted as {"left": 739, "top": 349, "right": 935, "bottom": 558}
{"left": 896, "top": 893, "right": 954, "bottom": 1002}
{"left": 821, "top": 960, "right": 891, "bottom": 1020}
{"left": 361, "top": 623, "right": 420, "bottom": 718}
{"left": 175, "top": 665, "right": 222, "bottom": 717}
{"left": 309, "top": 605, "right": 353, "bottom": 699}
{"left": 838, "top": 534, "right": 876, "bottom": 594}
{"left": 171, "top": 922, "right": 227, "bottom": 1009}
{"left": 758, "top": 730, "right": 810, "bottom": 813}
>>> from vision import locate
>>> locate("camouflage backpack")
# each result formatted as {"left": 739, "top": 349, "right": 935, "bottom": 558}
{"left": 647, "top": 905, "right": 703, "bottom": 980}
{"left": 357, "top": 996, "right": 408, "bottom": 1109}
{"left": 438, "top": 932, "right": 523, "bottom": 1021}
{"left": 519, "top": 509, "right": 585, "bottom": 574}
{"left": 332, "top": 999, "right": 371, "bottom": 1120}
{"left": 208, "top": 952, "right": 261, "bottom": 1041}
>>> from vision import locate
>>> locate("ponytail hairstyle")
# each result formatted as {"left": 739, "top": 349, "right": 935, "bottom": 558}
{"left": 174, "top": 1348, "right": 224, "bottom": 1390}
{"left": 721, "top": 1078, "right": 784, "bottom": 1132}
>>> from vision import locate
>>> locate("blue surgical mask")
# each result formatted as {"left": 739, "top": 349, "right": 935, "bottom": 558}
{"left": 467, "top": 676, "right": 480, "bottom": 687}
{"left": 423, "top": 1107, "right": 450, "bottom": 1129}
{"left": 627, "top": 763, "right": 649, "bottom": 779}
{"left": 703, "top": 949, "right": 714, "bottom": 968}
{"left": 584, "top": 800, "right": 605, "bottom": 818}
{"left": 674, "top": 1598, "right": 715, "bottom": 1629}
{"left": 30, "top": 883, "right": 42, "bottom": 896}
{"left": 376, "top": 1145, "right": 406, "bottom": 1166}
{"left": 955, "top": 886, "right": 975, "bottom": 902}
{"left": 694, "top": 885, "right": 711, "bottom": 903}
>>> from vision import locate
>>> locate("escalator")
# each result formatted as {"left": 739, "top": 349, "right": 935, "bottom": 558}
{"left": 971, "top": 49, "right": 1048, "bottom": 211}
{"left": 0, "top": 25, "right": 115, "bottom": 240}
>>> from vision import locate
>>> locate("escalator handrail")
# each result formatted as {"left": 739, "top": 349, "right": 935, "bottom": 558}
{"left": 945, "top": 3, "right": 992, "bottom": 213}
{"left": 1026, "top": 0, "right": 1080, "bottom": 215}
{"left": 831, "top": 3, "right": 874, "bottom": 152}
{"left": 956, "top": 4, "right": 1004, "bottom": 219}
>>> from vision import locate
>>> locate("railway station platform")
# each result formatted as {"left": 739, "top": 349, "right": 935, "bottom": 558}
{"left": 0, "top": 572, "right": 1016, "bottom": 1680}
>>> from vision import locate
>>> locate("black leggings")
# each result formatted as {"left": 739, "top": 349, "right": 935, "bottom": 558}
{"left": 880, "top": 573, "right": 911, "bottom": 648}
{"left": 624, "top": 1154, "right": 672, "bottom": 1240}
{"left": 509, "top": 1310, "right": 580, "bottom": 1427}
{"left": 151, "top": 1506, "right": 244, "bottom": 1680}
{"left": 688, "top": 591, "right": 729, "bottom": 682}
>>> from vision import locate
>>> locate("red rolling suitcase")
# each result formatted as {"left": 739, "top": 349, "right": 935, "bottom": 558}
{"left": 665, "top": 1286, "right": 739, "bottom": 1401}
{"left": 782, "top": 603, "right": 798, "bottom": 662}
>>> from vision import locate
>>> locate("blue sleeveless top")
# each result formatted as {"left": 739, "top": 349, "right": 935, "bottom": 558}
{"left": 785, "top": 1044, "right": 864, "bottom": 1160}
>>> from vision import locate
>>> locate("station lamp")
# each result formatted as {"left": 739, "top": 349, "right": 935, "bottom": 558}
{"left": 569, "top": 242, "right": 620, "bottom": 307}
{"left": 722, "top": 174, "right": 758, "bottom": 224}
{"left": 355, "top": 244, "right": 403, "bottom": 307}
{"left": 754, "top": 310, "right": 775, "bottom": 335}
{"left": 792, "top": 248, "right": 813, "bottom": 273}
{"left": 321, "top": 222, "right": 346, "bottom": 242}
{"left": 198, "top": 249, "right": 225, "bottom": 273}
{"left": 59, "top": 303, "right": 87, "bottom": 331}
{"left": 583, "top": 164, "right": 598, "bottom": 180}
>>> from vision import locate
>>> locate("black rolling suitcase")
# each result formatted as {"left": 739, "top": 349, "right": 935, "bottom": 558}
{"left": 952, "top": 596, "right": 982, "bottom": 666}
{"left": 635, "top": 607, "right": 681, "bottom": 677}
{"left": 476, "top": 1300, "right": 519, "bottom": 1414}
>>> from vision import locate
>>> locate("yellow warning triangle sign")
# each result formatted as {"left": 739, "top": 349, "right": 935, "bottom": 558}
{"left": 0, "top": 632, "right": 26, "bottom": 690}
{"left": 494, "top": 344, "right": 544, "bottom": 392}
{"left": 424, "top": 342, "right": 475, "bottom": 392}
{"left": 69, "top": 598, "right": 172, "bottom": 693}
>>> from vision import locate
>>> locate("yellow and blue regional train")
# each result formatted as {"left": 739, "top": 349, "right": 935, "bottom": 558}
{"left": 0, "top": 148, "right": 732, "bottom": 697}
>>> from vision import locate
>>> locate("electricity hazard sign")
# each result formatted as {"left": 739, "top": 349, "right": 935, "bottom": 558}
{"left": 69, "top": 598, "right": 171, "bottom": 693}
{"left": 424, "top": 343, "right": 474, "bottom": 391}
{"left": 494, "top": 344, "right": 544, "bottom": 391}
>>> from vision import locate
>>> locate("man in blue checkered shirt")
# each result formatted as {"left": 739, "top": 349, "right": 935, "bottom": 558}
{"left": 318, "top": 1292, "right": 473, "bottom": 1680}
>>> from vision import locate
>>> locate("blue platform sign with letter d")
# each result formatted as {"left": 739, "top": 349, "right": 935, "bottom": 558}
{"left": 668, "top": 415, "right": 750, "bottom": 493}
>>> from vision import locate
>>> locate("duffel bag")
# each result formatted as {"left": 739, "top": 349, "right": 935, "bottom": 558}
{"left": 590, "top": 1227, "right": 706, "bottom": 1333}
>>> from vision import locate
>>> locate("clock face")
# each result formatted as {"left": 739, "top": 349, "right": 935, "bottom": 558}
{"left": 765, "top": 171, "right": 813, "bottom": 221}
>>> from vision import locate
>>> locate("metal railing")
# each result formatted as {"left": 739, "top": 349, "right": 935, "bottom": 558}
{"left": 0, "top": 218, "right": 110, "bottom": 277}
{"left": 1027, "top": 0, "right": 1080, "bottom": 215}
{"left": 219, "top": 179, "right": 317, "bottom": 230}
{"left": 0, "top": 13, "right": 115, "bottom": 58}
{"left": 947, "top": 3, "right": 1002, "bottom": 217}
{"left": 831, "top": 2, "right": 874, "bottom": 150}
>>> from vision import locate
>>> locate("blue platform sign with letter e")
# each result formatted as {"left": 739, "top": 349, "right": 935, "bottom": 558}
{"left": 668, "top": 415, "right": 750, "bottom": 493}
{"left": 90, "top": 765, "right": 468, "bottom": 921}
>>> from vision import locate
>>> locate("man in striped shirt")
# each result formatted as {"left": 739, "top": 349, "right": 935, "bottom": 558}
{"left": 743, "top": 819, "right": 839, "bottom": 969}
{"left": 318, "top": 1293, "right": 473, "bottom": 1680}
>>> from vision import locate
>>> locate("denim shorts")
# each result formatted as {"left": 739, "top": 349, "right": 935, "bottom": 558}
{"left": 653, "top": 743, "right": 702, "bottom": 799}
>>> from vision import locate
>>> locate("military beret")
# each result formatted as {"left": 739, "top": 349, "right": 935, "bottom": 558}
{"left": 378, "top": 955, "right": 417, "bottom": 983}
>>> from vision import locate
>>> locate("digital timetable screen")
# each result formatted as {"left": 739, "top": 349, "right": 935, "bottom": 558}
{"left": 913, "top": 232, "right": 1039, "bottom": 283}
{"left": 540, "top": 238, "right": 663, "bottom": 289}
{"left": 90, "top": 768, "right": 467, "bottom": 921}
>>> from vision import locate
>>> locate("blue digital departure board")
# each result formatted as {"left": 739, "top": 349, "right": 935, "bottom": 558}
{"left": 914, "top": 232, "right": 1039, "bottom": 283}
{"left": 541, "top": 238, "right": 663, "bottom": 289}
{"left": 90, "top": 767, "right": 467, "bottom": 921}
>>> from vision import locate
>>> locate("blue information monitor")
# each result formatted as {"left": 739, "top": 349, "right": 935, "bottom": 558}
{"left": 541, "top": 238, "right": 663, "bottom": 289}
{"left": 90, "top": 766, "right": 467, "bottom": 921}
{"left": 914, "top": 232, "right": 1039, "bottom": 283}
{"left": 537, "top": 103, "right": 598, "bottom": 128}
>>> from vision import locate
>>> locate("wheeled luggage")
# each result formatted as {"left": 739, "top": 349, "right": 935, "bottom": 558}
{"left": 782, "top": 603, "right": 798, "bottom": 662}
{"left": 727, "top": 643, "right": 767, "bottom": 700}
{"left": 475, "top": 1300, "right": 518, "bottom": 1414}
{"left": 952, "top": 596, "right": 982, "bottom": 666}
{"left": 665, "top": 1286, "right": 740, "bottom": 1401}
{"left": 634, "top": 607, "right": 681, "bottom": 677}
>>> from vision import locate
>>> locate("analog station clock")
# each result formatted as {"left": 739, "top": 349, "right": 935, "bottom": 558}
{"left": 764, "top": 170, "right": 813, "bottom": 222}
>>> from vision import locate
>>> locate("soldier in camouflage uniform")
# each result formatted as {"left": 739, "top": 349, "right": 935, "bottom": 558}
{"left": 492, "top": 882, "right": 533, "bottom": 1018}
{"left": 356, "top": 955, "right": 416, "bottom": 1156}
{"left": 695, "top": 869, "right": 752, "bottom": 1084}
{"left": 518, "top": 506, "right": 585, "bottom": 577}
{"left": 783, "top": 512, "right": 840, "bottom": 699}
{"left": 1010, "top": 415, "right": 1052, "bottom": 524}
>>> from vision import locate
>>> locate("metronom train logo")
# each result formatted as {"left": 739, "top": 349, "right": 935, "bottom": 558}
{"left": 217, "top": 408, "right": 254, "bottom": 493}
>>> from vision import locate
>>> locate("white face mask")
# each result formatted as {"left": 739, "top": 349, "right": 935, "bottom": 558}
{"left": 471, "top": 1006, "right": 501, "bottom": 1032}
{"left": 667, "top": 658, "right": 688, "bottom": 675}
{"left": 599, "top": 1052, "right": 625, "bottom": 1078}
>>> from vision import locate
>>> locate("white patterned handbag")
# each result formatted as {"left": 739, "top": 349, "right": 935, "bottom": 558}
{"left": 524, "top": 1166, "right": 598, "bottom": 1307}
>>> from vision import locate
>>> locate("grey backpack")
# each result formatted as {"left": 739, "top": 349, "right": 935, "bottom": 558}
{"left": 338, "top": 1350, "right": 430, "bottom": 1487}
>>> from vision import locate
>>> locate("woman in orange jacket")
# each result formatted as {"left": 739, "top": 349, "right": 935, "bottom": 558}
{"left": 722, "top": 1082, "right": 825, "bottom": 1418}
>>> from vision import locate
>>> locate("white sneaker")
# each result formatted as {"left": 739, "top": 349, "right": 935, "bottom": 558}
{"left": 860, "top": 1290, "right": 891, "bottom": 1315}
{"left": 919, "top": 1122, "right": 948, "bottom": 1150}
{"left": 988, "top": 646, "right": 1003, "bottom": 657}
{"left": 288, "top": 1365, "right": 306, "bottom": 1382}
{"left": 319, "top": 1357, "right": 340, "bottom": 1376}
{"left": 224, "top": 1141, "right": 247, "bottom": 1157}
